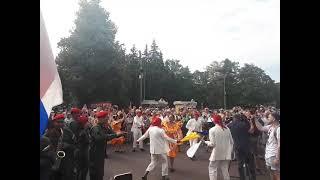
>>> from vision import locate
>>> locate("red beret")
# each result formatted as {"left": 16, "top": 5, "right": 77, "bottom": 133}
{"left": 79, "top": 115, "right": 88, "bottom": 124}
{"left": 96, "top": 111, "right": 108, "bottom": 118}
{"left": 151, "top": 117, "right": 162, "bottom": 127}
{"left": 212, "top": 115, "right": 222, "bottom": 123}
{"left": 71, "top": 108, "right": 81, "bottom": 114}
{"left": 53, "top": 114, "right": 65, "bottom": 121}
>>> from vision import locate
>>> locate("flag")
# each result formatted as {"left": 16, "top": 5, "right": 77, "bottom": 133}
{"left": 186, "top": 137, "right": 204, "bottom": 158}
{"left": 180, "top": 132, "right": 200, "bottom": 142}
{"left": 40, "top": 11, "right": 63, "bottom": 136}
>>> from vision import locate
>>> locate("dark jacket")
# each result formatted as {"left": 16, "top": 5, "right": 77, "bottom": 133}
{"left": 228, "top": 119, "right": 251, "bottom": 154}
{"left": 89, "top": 124, "right": 118, "bottom": 180}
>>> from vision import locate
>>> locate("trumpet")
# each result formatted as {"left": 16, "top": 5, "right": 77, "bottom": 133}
{"left": 52, "top": 128, "right": 65, "bottom": 171}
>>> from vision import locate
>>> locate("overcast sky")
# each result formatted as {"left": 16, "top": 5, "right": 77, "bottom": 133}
{"left": 41, "top": 0, "right": 280, "bottom": 82}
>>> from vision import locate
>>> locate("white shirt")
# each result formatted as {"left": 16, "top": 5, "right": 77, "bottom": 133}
{"left": 186, "top": 118, "right": 203, "bottom": 133}
{"left": 137, "top": 126, "right": 177, "bottom": 154}
{"left": 261, "top": 125, "right": 280, "bottom": 159}
{"left": 205, "top": 126, "right": 234, "bottom": 161}
{"left": 131, "top": 116, "right": 144, "bottom": 132}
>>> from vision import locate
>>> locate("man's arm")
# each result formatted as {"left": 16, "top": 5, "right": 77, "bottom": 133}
{"left": 248, "top": 118, "right": 255, "bottom": 134}
{"left": 162, "top": 130, "right": 177, "bottom": 144}
{"left": 255, "top": 118, "right": 269, "bottom": 132}
{"left": 105, "top": 127, "right": 119, "bottom": 141}
{"left": 186, "top": 120, "right": 193, "bottom": 131}
{"left": 137, "top": 128, "right": 150, "bottom": 142}
{"left": 276, "top": 127, "right": 280, "bottom": 161}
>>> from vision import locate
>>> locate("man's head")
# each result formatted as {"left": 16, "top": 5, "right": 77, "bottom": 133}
{"left": 151, "top": 117, "right": 162, "bottom": 128}
{"left": 96, "top": 111, "right": 109, "bottom": 125}
{"left": 71, "top": 108, "right": 81, "bottom": 120}
{"left": 194, "top": 111, "right": 200, "bottom": 120}
{"left": 267, "top": 112, "right": 280, "bottom": 125}
{"left": 136, "top": 109, "right": 142, "bottom": 117}
{"left": 78, "top": 115, "right": 88, "bottom": 127}
{"left": 204, "top": 108, "right": 209, "bottom": 113}
{"left": 233, "top": 114, "right": 241, "bottom": 122}
{"left": 52, "top": 114, "right": 65, "bottom": 129}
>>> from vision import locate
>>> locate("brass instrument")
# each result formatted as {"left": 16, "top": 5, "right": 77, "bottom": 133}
{"left": 52, "top": 128, "right": 65, "bottom": 171}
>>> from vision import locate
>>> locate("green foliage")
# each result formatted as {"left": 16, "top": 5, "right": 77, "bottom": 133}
{"left": 56, "top": 0, "right": 280, "bottom": 108}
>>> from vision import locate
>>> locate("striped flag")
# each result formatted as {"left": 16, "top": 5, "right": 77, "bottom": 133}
{"left": 40, "top": 11, "right": 63, "bottom": 136}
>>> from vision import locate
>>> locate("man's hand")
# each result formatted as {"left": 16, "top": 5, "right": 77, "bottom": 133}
{"left": 116, "top": 131, "right": 124, "bottom": 136}
{"left": 176, "top": 140, "right": 181, "bottom": 144}
{"left": 136, "top": 140, "right": 139, "bottom": 144}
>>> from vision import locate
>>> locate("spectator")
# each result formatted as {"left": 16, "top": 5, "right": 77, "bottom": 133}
{"left": 255, "top": 112, "right": 280, "bottom": 180}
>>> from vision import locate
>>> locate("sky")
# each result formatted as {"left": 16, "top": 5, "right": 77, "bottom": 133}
{"left": 41, "top": 0, "right": 280, "bottom": 82}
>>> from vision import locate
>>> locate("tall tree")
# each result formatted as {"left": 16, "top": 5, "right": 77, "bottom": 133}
{"left": 56, "top": 0, "right": 125, "bottom": 106}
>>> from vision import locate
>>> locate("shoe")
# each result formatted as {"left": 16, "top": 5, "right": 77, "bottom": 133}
{"left": 142, "top": 176, "right": 147, "bottom": 180}
{"left": 169, "top": 168, "right": 175, "bottom": 172}
{"left": 162, "top": 176, "right": 170, "bottom": 180}
{"left": 132, "top": 149, "right": 136, "bottom": 152}
{"left": 140, "top": 148, "right": 145, "bottom": 152}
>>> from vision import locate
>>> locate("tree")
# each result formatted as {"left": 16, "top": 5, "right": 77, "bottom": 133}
{"left": 55, "top": 1, "right": 279, "bottom": 108}
{"left": 237, "top": 64, "right": 276, "bottom": 105}
{"left": 56, "top": 0, "right": 126, "bottom": 106}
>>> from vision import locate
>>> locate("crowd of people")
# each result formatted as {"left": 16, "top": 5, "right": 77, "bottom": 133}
{"left": 40, "top": 104, "right": 280, "bottom": 180}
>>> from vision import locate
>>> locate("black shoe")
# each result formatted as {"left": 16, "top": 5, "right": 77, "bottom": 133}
{"left": 162, "top": 176, "right": 169, "bottom": 180}
{"left": 169, "top": 168, "right": 175, "bottom": 172}
{"left": 140, "top": 148, "right": 145, "bottom": 152}
{"left": 142, "top": 176, "right": 147, "bottom": 180}
{"left": 132, "top": 149, "right": 136, "bottom": 152}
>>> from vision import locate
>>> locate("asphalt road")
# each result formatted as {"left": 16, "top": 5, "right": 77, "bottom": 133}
{"left": 93, "top": 143, "right": 270, "bottom": 180}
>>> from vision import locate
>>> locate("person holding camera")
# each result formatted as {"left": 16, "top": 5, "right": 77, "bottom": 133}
{"left": 255, "top": 112, "right": 280, "bottom": 180}
{"left": 228, "top": 113, "right": 257, "bottom": 180}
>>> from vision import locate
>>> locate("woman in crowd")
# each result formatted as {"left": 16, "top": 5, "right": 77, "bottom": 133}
{"left": 110, "top": 112, "right": 126, "bottom": 153}
{"left": 162, "top": 114, "right": 183, "bottom": 172}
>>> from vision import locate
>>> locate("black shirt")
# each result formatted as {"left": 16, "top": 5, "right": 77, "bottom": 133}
{"left": 228, "top": 119, "right": 251, "bottom": 153}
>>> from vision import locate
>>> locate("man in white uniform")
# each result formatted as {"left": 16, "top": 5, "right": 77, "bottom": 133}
{"left": 137, "top": 117, "right": 180, "bottom": 180}
{"left": 186, "top": 111, "right": 202, "bottom": 147}
{"left": 131, "top": 109, "right": 145, "bottom": 152}
{"left": 204, "top": 115, "right": 234, "bottom": 180}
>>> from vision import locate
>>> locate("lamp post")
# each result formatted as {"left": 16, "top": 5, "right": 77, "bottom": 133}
{"left": 139, "top": 69, "right": 143, "bottom": 106}
{"left": 223, "top": 74, "right": 227, "bottom": 110}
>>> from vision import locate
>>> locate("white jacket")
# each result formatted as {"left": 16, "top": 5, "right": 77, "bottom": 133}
{"left": 186, "top": 118, "right": 203, "bottom": 133}
{"left": 137, "top": 126, "right": 177, "bottom": 154}
{"left": 131, "top": 116, "right": 144, "bottom": 132}
{"left": 205, "top": 126, "right": 234, "bottom": 161}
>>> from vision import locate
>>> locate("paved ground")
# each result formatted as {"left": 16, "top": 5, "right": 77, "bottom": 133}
{"left": 93, "top": 143, "right": 270, "bottom": 180}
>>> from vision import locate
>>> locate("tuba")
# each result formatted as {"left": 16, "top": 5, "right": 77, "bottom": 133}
{"left": 52, "top": 128, "right": 65, "bottom": 171}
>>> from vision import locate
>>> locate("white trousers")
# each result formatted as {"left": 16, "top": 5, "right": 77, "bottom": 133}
{"left": 132, "top": 129, "right": 143, "bottom": 149}
{"left": 146, "top": 154, "right": 169, "bottom": 176}
{"left": 189, "top": 138, "right": 198, "bottom": 147}
{"left": 187, "top": 131, "right": 199, "bottom": 147}
{"left": 208, "top": 160, "right": 230, "bottom": 180}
